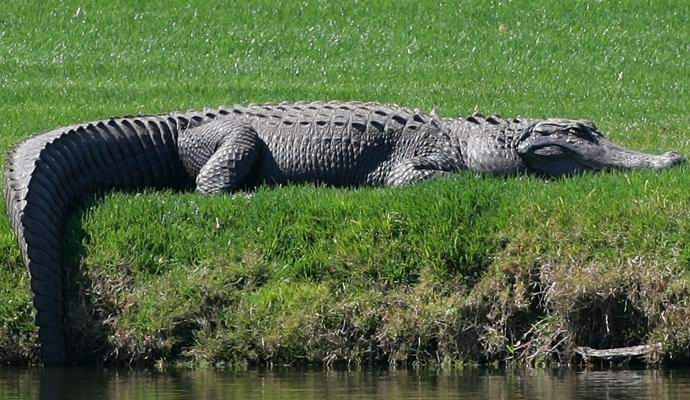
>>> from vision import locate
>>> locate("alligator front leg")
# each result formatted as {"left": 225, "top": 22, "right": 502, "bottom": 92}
{"left": 178, "top": 119, "right": 261, "bottom": 193}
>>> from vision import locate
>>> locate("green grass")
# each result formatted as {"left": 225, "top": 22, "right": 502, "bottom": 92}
{"left": 1, "top": 0, "right": 690, "bottom": 366}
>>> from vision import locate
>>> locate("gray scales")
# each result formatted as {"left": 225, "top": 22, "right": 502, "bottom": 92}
{"left": 3, "top": 101, "right": 685, "bottom": 365}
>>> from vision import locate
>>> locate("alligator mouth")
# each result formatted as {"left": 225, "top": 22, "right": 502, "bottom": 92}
{"left": 520, "top": 140, "right": 685, "bottom": 177}
{"left": 521, "top": 144, "right": 592, "bottom": 177}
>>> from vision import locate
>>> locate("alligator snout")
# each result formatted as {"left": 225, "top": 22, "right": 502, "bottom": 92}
{"left": 659, "top": 151, "right": 686, "bottom": 167}
{"left": 585, "top": 141, "right": 686, "bottom": 171}
{"left": 517, "top": 119, "right": 685, "bottom": 177}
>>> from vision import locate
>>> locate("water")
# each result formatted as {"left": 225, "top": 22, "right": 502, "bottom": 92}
{"left": 1, "top": 368, "right": 689, "bottom": 399}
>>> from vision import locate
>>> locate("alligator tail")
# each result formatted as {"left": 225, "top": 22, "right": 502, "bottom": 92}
{"left": 3, "top": 113, "right": 207, "bottom": 365}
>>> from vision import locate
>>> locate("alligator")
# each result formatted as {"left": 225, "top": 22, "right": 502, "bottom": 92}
{"left": 3, "top": 101, "right": 684, "bottom": 365}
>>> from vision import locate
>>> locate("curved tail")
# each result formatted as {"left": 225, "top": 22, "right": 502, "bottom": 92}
{"left": 3, "top": 113, "right": 205, "bottom": 365}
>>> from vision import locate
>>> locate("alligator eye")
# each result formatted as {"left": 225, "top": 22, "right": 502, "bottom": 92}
{"left": 568, "top": 125, "right": 597, "bottom": 142}
{"left": 533, "top": 120, "right": 573, "bottom": 136}
{"left": 532, "top": 123, "right": 559, "bottom": 135}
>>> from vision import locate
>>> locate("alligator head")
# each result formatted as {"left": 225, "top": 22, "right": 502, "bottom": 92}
{"left": 516, "top": 119, "right": 685, "bottom": 177}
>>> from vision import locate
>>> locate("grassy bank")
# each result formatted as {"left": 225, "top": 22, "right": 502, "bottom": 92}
{"left": 1, "top": 0, "right": 689, "bottom": 366}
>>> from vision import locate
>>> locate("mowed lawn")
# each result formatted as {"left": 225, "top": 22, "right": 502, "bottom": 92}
{"left": 1, "top": 0, "right": 689, "bottom": 366}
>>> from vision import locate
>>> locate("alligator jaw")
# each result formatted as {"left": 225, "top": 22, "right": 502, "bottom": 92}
{"left": 516, "top": 119, "right": 685, "bottom": 177}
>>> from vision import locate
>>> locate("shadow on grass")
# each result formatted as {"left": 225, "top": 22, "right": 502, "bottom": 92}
{"left": 60, "top": 186, "right": 198, "bottom": 366}
{"left": 62, "top": 196, "right": 111, "bottom": 365}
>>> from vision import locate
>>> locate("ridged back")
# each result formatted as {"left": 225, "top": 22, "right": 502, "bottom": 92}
{"left": 212, "top": 101, "right": 449, "bottom": 186}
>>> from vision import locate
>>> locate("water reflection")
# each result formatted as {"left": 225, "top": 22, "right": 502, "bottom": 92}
{"left": 0, "top": 367, "right": 688, "bottom": 400}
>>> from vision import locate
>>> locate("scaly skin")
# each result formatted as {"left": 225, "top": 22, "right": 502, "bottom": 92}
{"left": 3, "top": 101, "right": 684, "bottom": 365}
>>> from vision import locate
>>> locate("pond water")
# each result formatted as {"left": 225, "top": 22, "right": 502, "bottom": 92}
{"left": 1, "top": 367, "right": 689, "bottom": 399}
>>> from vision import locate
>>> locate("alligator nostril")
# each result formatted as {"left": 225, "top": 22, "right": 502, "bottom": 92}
{"left": 666, "top": 152, "right": 686, "bottom": 164}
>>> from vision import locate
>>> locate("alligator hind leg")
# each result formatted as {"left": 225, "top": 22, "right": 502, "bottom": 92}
{"left": 179, "top": 119, "right": 261, "bottom": 194}
{"left": 385, "top": 157, "right": 453, "bottom": 186}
